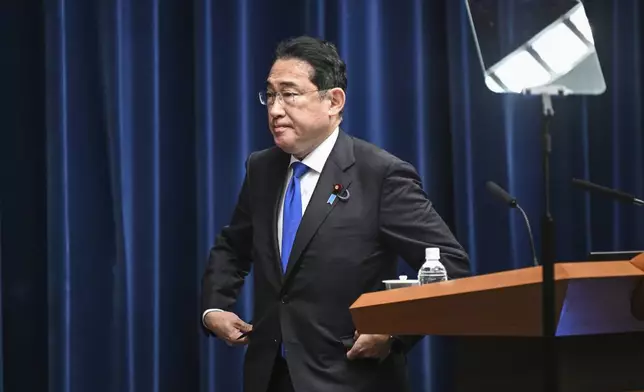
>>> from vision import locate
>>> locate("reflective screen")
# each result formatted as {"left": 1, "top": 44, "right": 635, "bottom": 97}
{"left": 466, "top": 0, "right": 579, "bottom": 70}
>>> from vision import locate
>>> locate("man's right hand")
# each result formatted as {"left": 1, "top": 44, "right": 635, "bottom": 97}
{"left": 204, "top": 311, "right": 253, "bottom": 346}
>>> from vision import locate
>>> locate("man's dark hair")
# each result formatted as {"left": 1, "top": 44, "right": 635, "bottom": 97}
{"left": 274, "top": 36, "right": 347, "bottom": 93}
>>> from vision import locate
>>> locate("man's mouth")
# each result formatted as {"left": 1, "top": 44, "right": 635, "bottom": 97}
{"left": 273, "top": 125, "right": 291, "bottom": 132}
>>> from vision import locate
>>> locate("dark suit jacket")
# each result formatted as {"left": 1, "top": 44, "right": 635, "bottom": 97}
{"left": 201, "top": 130, "right": 470, "bottom": 392}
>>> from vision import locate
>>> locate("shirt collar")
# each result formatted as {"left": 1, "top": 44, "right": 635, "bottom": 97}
{"left": 289, "top": 127, "right": 339, "bottom": 173}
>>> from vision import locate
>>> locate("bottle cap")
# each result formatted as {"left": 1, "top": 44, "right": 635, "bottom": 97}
{"left": 425, "top": 247, "right": 440, "bottom": 260}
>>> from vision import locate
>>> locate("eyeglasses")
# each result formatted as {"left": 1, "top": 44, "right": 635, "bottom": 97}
{"left": 258, "top": 89, "right": 321, "bottom": 106}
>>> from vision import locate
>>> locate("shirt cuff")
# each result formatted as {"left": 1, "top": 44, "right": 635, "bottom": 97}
{"left": 202, "top": 308, "right": 224, "bottom": 327}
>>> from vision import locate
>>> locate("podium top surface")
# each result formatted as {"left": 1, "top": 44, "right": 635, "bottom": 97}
{"left": 349, "top": 256, "right": 644, "bottom": 337}
{"left": 351, "top": 260, "right": 644, "bottom": 310}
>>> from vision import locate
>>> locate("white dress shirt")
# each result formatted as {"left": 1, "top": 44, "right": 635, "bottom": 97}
{"left": 202, "top": 127, "right": 339, "bottom": 324}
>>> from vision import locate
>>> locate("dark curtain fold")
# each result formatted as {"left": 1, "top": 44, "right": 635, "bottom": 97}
{"left": 1, "top": 0, "right": 643, "bottom": 391}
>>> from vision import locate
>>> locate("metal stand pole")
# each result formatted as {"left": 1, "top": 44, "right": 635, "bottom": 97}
{"left": 540, "top": 93, "right": 558, "bottom": 392}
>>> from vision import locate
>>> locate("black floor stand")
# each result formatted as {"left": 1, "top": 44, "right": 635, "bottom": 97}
{"left": 540, "top": 94, "right": 558, "bottom": 392}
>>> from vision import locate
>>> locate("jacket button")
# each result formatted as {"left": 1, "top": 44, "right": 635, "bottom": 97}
{"left": 281, "top": 295, "right": 289, "bottom": 304}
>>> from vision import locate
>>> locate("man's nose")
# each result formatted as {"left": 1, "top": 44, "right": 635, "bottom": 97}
{"left": 268, "top": 98, "right": 286, "bottom": 117}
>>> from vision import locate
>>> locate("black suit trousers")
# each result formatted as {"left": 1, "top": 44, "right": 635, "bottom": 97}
{"left": 266, "top": 354, "right": 294, "bottom": 392}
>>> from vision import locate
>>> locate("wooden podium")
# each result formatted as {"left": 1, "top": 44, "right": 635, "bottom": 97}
{"left": 350, "top": 253, "right": 644, "bottom": 391}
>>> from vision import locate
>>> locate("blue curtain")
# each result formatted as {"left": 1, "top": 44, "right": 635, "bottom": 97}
{"left": 1, "top": 0, "right": 643, "bottom": 391}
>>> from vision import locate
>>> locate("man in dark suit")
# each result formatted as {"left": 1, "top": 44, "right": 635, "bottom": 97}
{"left": 201, "top": 36, "right": 470, "bottom": 392}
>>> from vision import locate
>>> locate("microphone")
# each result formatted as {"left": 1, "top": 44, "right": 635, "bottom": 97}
{"left": 572, "top": 178, "right": 644, "bottom": 206}
{"left": 486, "top": 181, "right": 539, "bottom": 267}
{"left": 486, "top": 181, "right": 517, "bottom": 208}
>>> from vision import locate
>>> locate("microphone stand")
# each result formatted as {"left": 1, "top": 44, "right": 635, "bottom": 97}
{"left": 540, "top": 93, "right": 558, "bottom": 392}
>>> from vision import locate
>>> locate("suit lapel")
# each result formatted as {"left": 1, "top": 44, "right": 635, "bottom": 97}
{"left": 283, "top": 131, "right": 355, "bottom": 285}
{"left": 266, "top": 149, "right": 291, "bottom": 285}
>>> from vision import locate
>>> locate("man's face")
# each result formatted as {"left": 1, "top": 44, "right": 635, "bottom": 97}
{"left": 265, "top": 59, "right": 332, "bottom": 158}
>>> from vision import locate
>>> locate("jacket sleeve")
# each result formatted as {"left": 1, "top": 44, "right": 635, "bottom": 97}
{"left": 378, "top": 158, "right": 471, "bottom": 353}
{"left": 200, "top": 154, "right": 254, "bottom": 324}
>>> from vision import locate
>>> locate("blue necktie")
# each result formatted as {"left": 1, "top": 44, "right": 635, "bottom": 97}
{"left": 280, "top": 162, "right": 308, "bottom": 358}
{"left": 281, "top": 161, "right": 309, "bottom": 273}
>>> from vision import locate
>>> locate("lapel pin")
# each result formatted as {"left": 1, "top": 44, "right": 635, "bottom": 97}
{"left": 327, "top": 184, "right": 343, "bottom": 205}
{"left": 328, "top": 183, "right": 350, "bottom": 203}
{"left": 337, "top": 187, "right": 350, "bottom": 201}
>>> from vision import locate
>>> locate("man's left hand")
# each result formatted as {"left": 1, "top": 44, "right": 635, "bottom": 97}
{"left": 346, "top": 331, "right": 392, "bottom": 360}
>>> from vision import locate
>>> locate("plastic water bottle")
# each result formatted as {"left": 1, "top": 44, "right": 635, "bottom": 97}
{"left": 418, "top": 247, "right": 448, "bottom": 284}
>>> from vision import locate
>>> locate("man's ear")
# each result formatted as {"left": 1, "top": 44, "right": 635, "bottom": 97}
{"left": 327, "top": 87, "right": 346, "bottom": 116}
